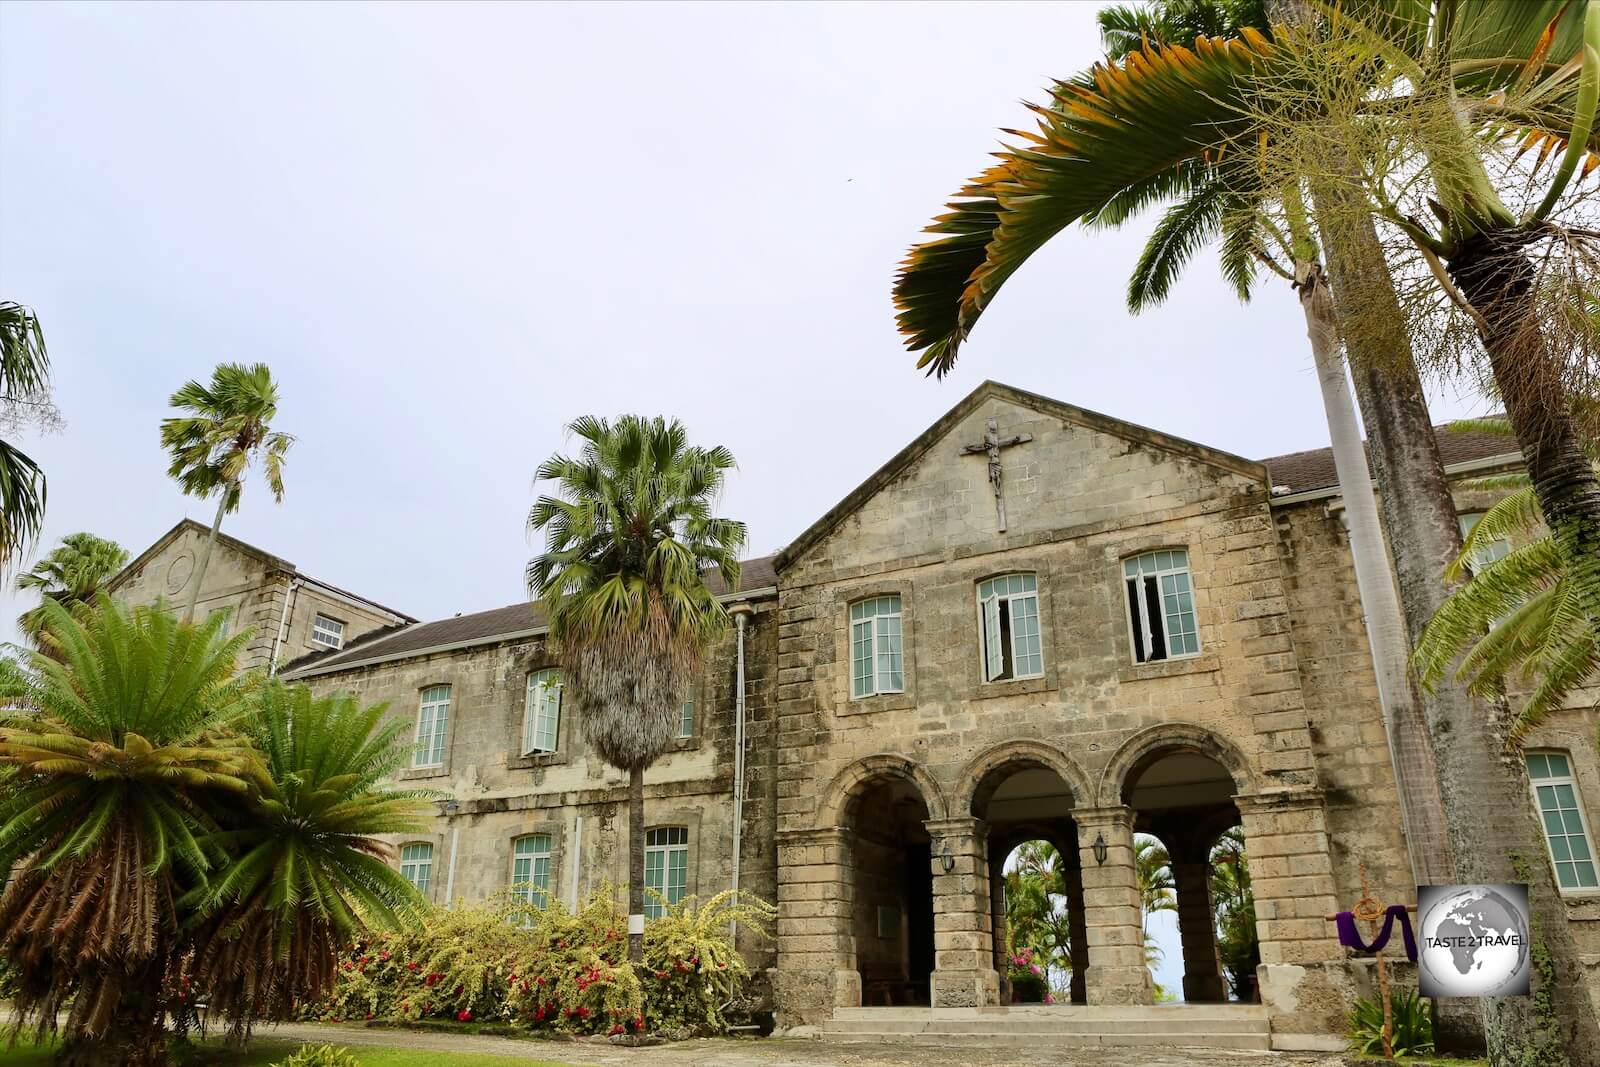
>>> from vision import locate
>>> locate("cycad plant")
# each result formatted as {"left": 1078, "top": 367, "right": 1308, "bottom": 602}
{"left": 183, "top": 683, "right": 432, "bottom": 1042}
{"left": 0, "top": 302, "right": 54, "bottom": 569}
{"left": 1415, "top": 414, "right": 1600, "bottom": 739}
{"left": 526, "top": 415, "right": 745, "bottom": 963}
{"left": 0, "top": 598, "right": 255, "bottom": 1066}
{"left": 160, "top": 363, "right": 293, "bottom": 621}
{"left": 14, "top": 532, "right": 129, "bottom": 655}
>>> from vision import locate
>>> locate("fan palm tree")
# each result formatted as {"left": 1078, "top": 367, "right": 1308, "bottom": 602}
{"left": 1209, "top": 827, "right": 1258, "bottom": 1000}
{"left": 890, "top": 5, "right": 1600, "bottom": 1056}
{"left": 14, "top": 532, "right": 129, "bottom": 655}
{"left": 182, "top": 683, "right": 432, "bottom": 1043}
{"left": 526, "top": 415, "right": 745, "bottom": 963}
{"left": 0, "top": 596, "right": 255, "bottom": 1066}
{"left": 160, "top": 363, "right": 293, "bottom": 621}
{"left": 0, "top": 302, "right": 53, "bottom": 569}
{"left": 1415, "top": 414, "right": 1600, "bottom": 738}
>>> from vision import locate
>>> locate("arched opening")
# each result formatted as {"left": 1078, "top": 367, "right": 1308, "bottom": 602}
{"left": 971, "top": 760, "right": 1086, "bottom": 1005}
{"left": 848, "top": 776, "right": 935, "bottom": 1006}
{"left": 1123, "top": 748, "right": 1258, "bottom": 1003}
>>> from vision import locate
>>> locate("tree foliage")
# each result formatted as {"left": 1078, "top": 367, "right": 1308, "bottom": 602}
{"left": 14, "top": 532, "right": 129, "bottom": 655}
{"left": 0, "top": 302, "right": 56, "bottom": 571}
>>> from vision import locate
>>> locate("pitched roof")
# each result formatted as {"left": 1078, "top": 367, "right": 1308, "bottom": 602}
{"left": 1259, "top": 422, "right": 1520, "bottom": 496}
{"left": 774, "top": 380, "right": 1266, "bottom": 571}
{"left": 108, "top": 518, "right": 416, "bottom": 622}
{"left": 281, "top": 555, "right": 779, "bottom": 677}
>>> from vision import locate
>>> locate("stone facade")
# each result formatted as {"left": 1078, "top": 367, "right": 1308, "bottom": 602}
{"left": 109, "top": 519, "right": 413, "bottom": 672}
{"left": 120, "top": 382, "right": 1600, "bottom": 1050}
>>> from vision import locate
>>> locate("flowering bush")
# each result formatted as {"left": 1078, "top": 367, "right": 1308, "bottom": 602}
{"left": 1006, "top": 948, "right": 1053, "bottom": 1004}
{"left": 303, "top": 887, "right": 771, "bottom": 1037}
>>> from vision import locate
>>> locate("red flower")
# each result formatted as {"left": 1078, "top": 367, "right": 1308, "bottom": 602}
{"left": 577, "top": 1007, "right": 589, "bottom": 1018}
{"left": 408, "top": 961, "right": 420, "bottom": 971}
{"left": 458, "top": 1010, "right": 472, "bottom": 1022}
{"left": 610, "top": 1024, "right": 624, "bottom": 1035}
{"left": 633, "top": 1015, "right": 645, "bottom": 1031}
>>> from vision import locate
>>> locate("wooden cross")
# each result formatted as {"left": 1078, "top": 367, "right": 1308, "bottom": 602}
{"left": 960, "top": 417, "right": 1033, "bottom": 533}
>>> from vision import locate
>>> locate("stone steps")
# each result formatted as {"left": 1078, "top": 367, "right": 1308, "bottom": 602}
{"left": 820, "top": 1006, "right": 1273, "bottom": 1051}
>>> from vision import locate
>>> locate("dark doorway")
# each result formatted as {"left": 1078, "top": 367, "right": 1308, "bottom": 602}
{"left": 851, "top": 777, "right": 934, "bottom": 1006}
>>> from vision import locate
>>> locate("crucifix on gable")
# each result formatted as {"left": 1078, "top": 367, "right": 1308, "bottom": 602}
{"left": 960, "top": 417, "right": 1033, "bottom": 533}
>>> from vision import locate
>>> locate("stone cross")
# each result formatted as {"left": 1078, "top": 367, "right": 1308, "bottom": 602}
{"left": 960, "top": 417, "right": 1033, "bottom": 533}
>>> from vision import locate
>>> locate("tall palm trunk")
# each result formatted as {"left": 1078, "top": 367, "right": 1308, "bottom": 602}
{"left": 1294, "top": 257, "right": 1452, "bottom": 883}
{"left": 1313, "top": 196, "right": 1484, "bottom": 1051}
{"left": 182, "top": 491, "right": 229, "bottom": 623}
{"left": 628, "top": 764, "right": 645, "bottom": 964}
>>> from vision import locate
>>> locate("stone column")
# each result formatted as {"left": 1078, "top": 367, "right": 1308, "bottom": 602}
{"left": 924, "top": 816, "right": 1001, "bottom": 1008}
{"left": 1171, "top": 848, "right": 1227, "bottom": 1002}
{"left": 774, "top": 827, "right": 858, "bottom": 1023}
{"left": 1060, "top": 829, "right": 1090, "bottom": 1005}
{"left": 1074, "top": 806, "right": 1152, "bottom": 1005}
{"left": 1236, "top": 790, "right": 1350, "bottom": 1050}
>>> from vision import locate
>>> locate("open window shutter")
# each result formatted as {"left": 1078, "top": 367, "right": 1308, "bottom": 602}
{"left": 548, "top": 685, "right": 562, "bottom": 751}
{"left": 982, "top": 594, "right": 1003, "bottom": 680}
{"left": 1142, "top": 577, "right": 1168, "bottom": 661}
{"left": 1126, "top": 579, "right": 1147, "bottom": 662}
{"left": 522, "top": 688, "right": 538, "bottom": 756}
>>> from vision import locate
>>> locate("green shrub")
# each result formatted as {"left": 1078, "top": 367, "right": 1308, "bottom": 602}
{"left": 304, "top": 887, "right": 772, "bottom": 1037}
{"left": 1005, "top": 948, "right": 1051, "bottom": 1004}
{"left": 273, "top": 1045, "right": 361, "bottom": 1067}
{"left": 1347, "top": 988, "right": 1434, "bottom": 1058}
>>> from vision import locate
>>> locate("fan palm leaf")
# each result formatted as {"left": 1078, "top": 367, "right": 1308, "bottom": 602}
{"left": 0, "top": 302, "right": 53, "bottom": 569}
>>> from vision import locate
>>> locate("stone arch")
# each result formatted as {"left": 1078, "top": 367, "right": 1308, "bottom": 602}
{"left": 815, "top": 753, "right": 948, "bottom": 829}
{"left": 954, "top": 739, "right": 1094, "bottom": 818}
{"left": 1094, "top": 721, "right": 1256, "bottom": 807}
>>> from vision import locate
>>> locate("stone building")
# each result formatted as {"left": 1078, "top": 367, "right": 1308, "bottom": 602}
{"left": 108, "top": 518, "right": 414, "bottom": 672}
{"left": 120, "top": 382, "right": 1599, "bottom": 1050}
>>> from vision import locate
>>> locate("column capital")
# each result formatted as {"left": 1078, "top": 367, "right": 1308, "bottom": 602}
{"left": 1233, "top": 787, "right": 1325, "bottom": 815}
{"left": 924, "top": 815, "right": 986, "bottom": 839}
{"left": 1070, "top": 805, "right": 1136, "bottom": 832}
{"left": 776, "top": 826, "right": 853, "bottom": 848}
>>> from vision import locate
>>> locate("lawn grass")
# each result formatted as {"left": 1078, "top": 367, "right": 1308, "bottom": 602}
{"left": 0, "top": 1035, "right": 585, "bottom": 1066}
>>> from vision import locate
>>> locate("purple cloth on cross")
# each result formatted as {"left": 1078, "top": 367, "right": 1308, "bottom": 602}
{"left": 1335, "top": 905, "right": 1417, "bottom": 962}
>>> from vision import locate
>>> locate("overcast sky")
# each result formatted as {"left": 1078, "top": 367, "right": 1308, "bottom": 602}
{"left": 3, "top": 0, "right": 1493, "bottom": 1000}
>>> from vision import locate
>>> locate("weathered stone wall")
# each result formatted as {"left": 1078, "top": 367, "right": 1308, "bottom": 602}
{"left": 769, "top": 392, "right": 1351, "bottom": 1045}
{"left": 298, "top": 596, "right": 780, "bottom": 972}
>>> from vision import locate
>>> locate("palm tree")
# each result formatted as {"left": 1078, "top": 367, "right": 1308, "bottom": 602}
{"left": 1208, "top": 827, "right": 1258, "bottom": 1000}
{"left": 1004, "top": 841, "right": 1073, "bottom": 987}
{"left": 14, "top": 532, "right": 129, "bottom": 655}
{"left": 526, "top": 415, "right": 745, "bottom": 963}
{"left": 182, "top": 683, "right": 432, "bottom": 1043}
{"left": 889, "top": 7, "right": 1600, "bottom": 1056}
{"left": 1415, "top": 414, "right": 1600, "bottom": 738}
{"left": 0, "top": 302, "right": 54, "bottom": 570}
{"left": 0, "top": 597, "right": 255, "bottom": 1066}
{"left": 160, "top": 363, "right": 293, "bottom": 621}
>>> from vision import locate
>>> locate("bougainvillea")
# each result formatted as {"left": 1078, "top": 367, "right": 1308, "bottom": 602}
{"left": 303, "top": 888, "right": 772, "bottom": 1036}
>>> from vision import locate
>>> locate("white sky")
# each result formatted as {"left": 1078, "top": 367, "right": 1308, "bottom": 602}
{"left": 4, "top": 0, "right": 1483, "bottom": 999}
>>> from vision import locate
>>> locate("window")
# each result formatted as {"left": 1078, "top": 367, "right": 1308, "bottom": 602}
{"left": 413, "top": 685, "right": 451, "bottom": 768}
{"left": 311, "top": 613, "right": 345, "bottom": 650}
{"left": 1124, "top": 550, "right": 1200, "bottom": 663}
{"left": 1527, "top": 752, "right": 1598, "bottom": 891}
{"left": 399, "top": 842, "right": 433, "bottom": 895}
{"left": 850, "top": 596, "right": 904, "bottom": 697}
{"left": 512, "top": 834, "right": 553, "bottom": 904}
{"left": 678, "top": 686, "right": 694, "bottom": 738}
{"left": 206, "top": 606, "right": 231, "bottom": 636}
{"left": 1458, "top": 513, "right": 1512, "bottom": 573}
{"left": 977, "top": 574, "right": 1042, "bottom": 682}
{"left": 644, "top": 826, "right": 689, "bottom": 918}
{"left": 523, "top": 669, "right": 561, "bottom": 755}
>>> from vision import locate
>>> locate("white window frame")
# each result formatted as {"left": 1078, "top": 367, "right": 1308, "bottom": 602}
{"left": 310, "top": 613, "right": 345, "bottom": 650}
{"left": 849, "top": 596, "right": 905, "bottom": 698}
{"left": 1457, "top": 513, "right": 1512, "bottom": 573}
{"left": 1527, "top": 751, "right": 1599, "bottom": 893}
{"left": 511, "top": 834, "right": 553, "bottom": 905}
{"left": 399, "top": 842, "right": 433, "bottom": 895}
{"left": 678, "top": 685, "right": 695, "bottom": 739}
{"left": 644, "top": 826, "right": 689, "bottom": 918}
{"left": 976, "top": 574, "right": 1043, "bottom": 683}
{"left": 1123, "top": 550, "right": 1201, "bottom": 664}
{"left": 523, "top": 669, "right": 561, "bottom": 756}
{"left": 413, "top": 685, "right": 451, "bottom": 768}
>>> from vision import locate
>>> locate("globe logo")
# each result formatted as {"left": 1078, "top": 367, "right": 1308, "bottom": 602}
{"left": 1417, "top": 884, "right": 1531, "bottom": 997}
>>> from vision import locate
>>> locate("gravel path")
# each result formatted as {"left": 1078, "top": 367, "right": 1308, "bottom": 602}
{"left": 262, "top": 1022, "right": 1348, "bottom": 1067}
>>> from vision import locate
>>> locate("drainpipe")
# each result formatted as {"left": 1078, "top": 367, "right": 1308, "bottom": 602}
{"left": 728, "top": 604, "right": 753, "bottom": 944}
{"left": 443, "top": 824, "right": 461, "bottom": 907}
{"left": 268, "top": 576, "right": 302, "bottom": 675}
{"left": 568, "top": 814, "right": 584, "bottom": 909}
